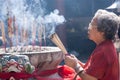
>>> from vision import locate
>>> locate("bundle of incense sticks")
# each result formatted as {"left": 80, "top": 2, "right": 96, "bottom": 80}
{"left": 0, "top": 21, "right": 6, "bottom": 52}
{"left": 0, "top": 21, "right": 5, "bottom": 44}
{"left": 38, "top": 23, "right": 43, "bottom": 48}
{"left": 32, "top": 20, "right": 36, "bottom": 47}
{"left": 49, "top": 33, "right": 68, "bottom": 54}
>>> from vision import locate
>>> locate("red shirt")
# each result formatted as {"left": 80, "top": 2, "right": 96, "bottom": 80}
{"left": 84, "top": 40, "right": 119, "bottom": 80}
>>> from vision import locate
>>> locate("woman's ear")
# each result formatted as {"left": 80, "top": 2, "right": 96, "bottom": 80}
{"left": 99, "top": 31, "right": 105, "bottom": 39}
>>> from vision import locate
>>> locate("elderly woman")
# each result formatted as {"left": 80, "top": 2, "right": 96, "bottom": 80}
{"left": 65, "top": 9, "right": 119, "bottom": 80}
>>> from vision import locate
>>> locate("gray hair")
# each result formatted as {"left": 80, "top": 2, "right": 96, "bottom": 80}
{"left": 93, "top": 9, "right": 120, "bottom": 40}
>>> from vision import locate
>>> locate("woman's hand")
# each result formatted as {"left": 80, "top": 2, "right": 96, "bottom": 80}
{"left": 64, "top": 54, "right": 78, "bottom": 69}
{"left": 64, "top": 54, "right": 84, "bottom": 73}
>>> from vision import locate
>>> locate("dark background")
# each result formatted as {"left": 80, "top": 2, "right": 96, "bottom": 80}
{"left": 44, "top": 0, "right": 115, "bottom": 62}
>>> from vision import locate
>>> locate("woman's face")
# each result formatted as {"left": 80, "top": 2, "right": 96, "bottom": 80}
{"left": 87, "top": 20, "right": 104, "bottom": 43}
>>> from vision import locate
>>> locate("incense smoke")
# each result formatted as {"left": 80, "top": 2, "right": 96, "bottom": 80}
{"left": 0, "top": 0, "right": 66, "bottom": 46}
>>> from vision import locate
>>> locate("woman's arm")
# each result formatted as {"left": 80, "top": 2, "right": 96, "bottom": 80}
{"left": 76, "top": 70, "right": 97, "bottom": 80}
{"left": 78, "top": 60, "right": 85, "bottom": 68}
{"left": 65, "top": 55, "right": 97, "bottom": 80}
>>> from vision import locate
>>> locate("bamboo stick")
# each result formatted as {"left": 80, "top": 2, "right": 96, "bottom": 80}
{"left": 49, "top": 33, "right": 67, "bottom": 54}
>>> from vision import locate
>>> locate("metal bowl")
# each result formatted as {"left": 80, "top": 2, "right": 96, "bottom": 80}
{"left": 0, "top": 46, "right": 64, "bottom": 71}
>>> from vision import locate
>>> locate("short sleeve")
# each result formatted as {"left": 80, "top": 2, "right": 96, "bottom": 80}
{"left": 85, "top": 51, "right": 107, "bottom": 79}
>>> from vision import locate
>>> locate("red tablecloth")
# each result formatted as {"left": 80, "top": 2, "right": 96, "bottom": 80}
{"left": 0, "top": 72, "right": 33, "bottom": 79}
{"left": 0, "top": 65, "right": 81, "bottom": 80}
